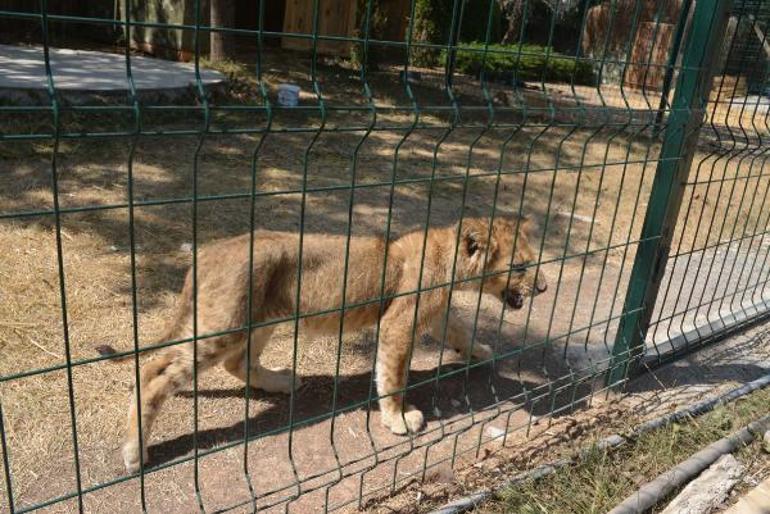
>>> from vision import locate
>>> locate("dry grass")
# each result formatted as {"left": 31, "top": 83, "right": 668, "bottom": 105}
{"left": 1, "top": 48, "right": 769, "bottom": 511}
{"left": 481, "top": 387, "right": 770, "bottom": 514}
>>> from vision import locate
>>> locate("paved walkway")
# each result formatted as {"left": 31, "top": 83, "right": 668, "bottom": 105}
{"left": 0, "top": 44, "right": 223, "bottom": 94}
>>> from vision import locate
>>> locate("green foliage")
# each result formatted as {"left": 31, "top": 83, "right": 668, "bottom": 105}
{"left": 445, "top": 42, "right": 595, "bottom": 85}
{"left": 413, "top": 0, "right": 503, "bottom": 66}
{"left": 350, "top": 0, "right": 391, "bottom": 69}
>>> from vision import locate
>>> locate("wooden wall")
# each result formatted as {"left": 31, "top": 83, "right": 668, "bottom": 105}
{"left": 282, "top": 0, "right": 358, "bottom": 55}
{"left": 625, "top": 22, "right": 675, "bottom": 90}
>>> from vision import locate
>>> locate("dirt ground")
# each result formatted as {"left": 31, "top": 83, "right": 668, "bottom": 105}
{"left": 368, "top": 320, "right": 770, "bottom": 514}
{"left": 1, "top": 47, "right": 769, "bottom": 513}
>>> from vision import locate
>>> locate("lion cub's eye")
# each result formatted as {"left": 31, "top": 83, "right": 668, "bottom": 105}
{"left": 512, "top": 261, "right": 532, "bottom": 273}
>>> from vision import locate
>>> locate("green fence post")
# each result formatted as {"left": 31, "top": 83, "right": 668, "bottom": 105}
{"left": 607, "top": 0, "right": 733, "bottom": 386}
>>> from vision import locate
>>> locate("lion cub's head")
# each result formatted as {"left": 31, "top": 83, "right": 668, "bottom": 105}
{"left": 456, "top": 216, "right": 547, "bottom": 309}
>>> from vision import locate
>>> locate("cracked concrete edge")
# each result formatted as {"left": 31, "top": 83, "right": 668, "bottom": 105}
{"left": 659, "top": 454, "right": 744, "bottom": 514}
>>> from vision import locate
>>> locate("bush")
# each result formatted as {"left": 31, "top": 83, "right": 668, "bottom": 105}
{"left": 413, "top": 0, "right": 503, "bottom": 66}
{"left": 350, "top": 0, "right": 391, "bottom": 69}
{"left": 445, "top": 42, "right": 595, "bottom": 85}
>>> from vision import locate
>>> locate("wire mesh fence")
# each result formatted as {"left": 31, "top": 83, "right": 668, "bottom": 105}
{"left": 0, "top": 0, "right": 768, "bottom": 512}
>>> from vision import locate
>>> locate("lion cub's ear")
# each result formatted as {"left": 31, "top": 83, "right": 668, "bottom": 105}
{"left": 518, "top": 215, "right": 535, "bottom": 236}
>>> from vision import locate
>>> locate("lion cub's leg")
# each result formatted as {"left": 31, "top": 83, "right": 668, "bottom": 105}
{"left": 123, "top": 342, "right": 218, "bottom": 473}
{"left": 222, "top": 327, "right": 301, "bottom": 393}
{"left": 431, "top": 311, "right": 493, "bottom": 361}
{"left": 376, "top": 302, "right": 424, "bottom": 435}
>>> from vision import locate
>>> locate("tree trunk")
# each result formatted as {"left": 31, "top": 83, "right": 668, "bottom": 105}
{"left": 210, "top": 0, "right": 235, "bottom": 62}
{"left": 498, "top": 0, "right": 524, "bottom": 44}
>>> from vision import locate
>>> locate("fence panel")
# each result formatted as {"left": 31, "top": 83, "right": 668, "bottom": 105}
{"left": 0, "top": 0, "right": 767, "bottom": 512}
{"left": 646, "top": 0, "right": 770, "bottom": 365}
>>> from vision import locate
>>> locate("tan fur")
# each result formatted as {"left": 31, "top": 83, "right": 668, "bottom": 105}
{"left": 121, "top": 217, "right": 547, "bottom": 473}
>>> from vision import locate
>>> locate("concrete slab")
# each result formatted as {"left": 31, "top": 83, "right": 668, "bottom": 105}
{"left": 0, "top": 44, "right": 224, "bottom": 103}
{"left": 660, "top": 454, "right": 744, "bottom": 514}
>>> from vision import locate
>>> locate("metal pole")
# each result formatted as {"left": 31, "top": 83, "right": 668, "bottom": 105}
{"left": 607, "top": 0, "right": 734, "bottom": 386}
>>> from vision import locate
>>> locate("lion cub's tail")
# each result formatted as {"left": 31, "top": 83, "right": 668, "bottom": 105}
{"left": 95, "top": 344, "right": 163, "bottom": 362}
{"left": 95, "top": 327, "right": 176, "bottom": 362}
{"left": 95, "top": 321, "right": 179, "bottom": 362}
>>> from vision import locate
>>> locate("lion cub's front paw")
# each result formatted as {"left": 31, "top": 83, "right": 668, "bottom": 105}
{"left": 381, "top": 405, "right": 424, "bottom": 435}
{"left": 256, "top": 367, "right": 301, "bottom": 394}
{"left": 122, "top": 440, "right": 148, "bottom": 474}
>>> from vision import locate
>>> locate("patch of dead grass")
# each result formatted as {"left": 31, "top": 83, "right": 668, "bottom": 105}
{"left": 482, "top": 388, "right": 770, "bottom": 514}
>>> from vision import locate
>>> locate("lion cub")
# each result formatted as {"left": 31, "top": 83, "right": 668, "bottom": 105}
{"left": 121, "top": 216, "right": 547, "bottom": 472}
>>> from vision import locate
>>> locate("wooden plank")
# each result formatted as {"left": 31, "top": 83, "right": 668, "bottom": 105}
{"left": 380, "top": 0, "right": 411, "bottom": 41}
{"left": 724, "top": 474, "right": 770, "bottom": 514}
{"left": 626, "top": 21, "right": 675, "bottom": 90}
{"left": 750, "top": 17, "right": 770, "bottom": 59}
{"left": 282, "top": 0, "right": 357, "bottom": 56}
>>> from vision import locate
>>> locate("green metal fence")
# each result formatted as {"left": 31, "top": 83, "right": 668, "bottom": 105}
{"left": 1, "top": 0, "right": 768, "bottom": 511}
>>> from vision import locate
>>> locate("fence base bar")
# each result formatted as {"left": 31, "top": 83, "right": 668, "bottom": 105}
{"left": 645, "top": 296, "right": 770, "bottom": 368}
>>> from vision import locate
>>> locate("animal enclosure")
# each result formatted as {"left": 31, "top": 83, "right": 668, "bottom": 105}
{"left": 1, "top": 0, "right": 770, "bottom": 512}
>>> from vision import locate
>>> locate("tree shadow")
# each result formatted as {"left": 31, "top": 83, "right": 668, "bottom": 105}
{"left": 152, "top": 341, "right": 592, "bottom": 469}
{"left": 140, "top": 321, "right": 770, "bottom": 470}
{"left": 629, "top": 327, "right": 770, "bottom": 394}
{"left": 0, "top": 103, "right": 651, "bottom": 313}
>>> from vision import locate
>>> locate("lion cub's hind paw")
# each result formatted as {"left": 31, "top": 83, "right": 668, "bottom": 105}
{"left": 122, "top": 440, "right": 148, "bottom": 474}
{"left": 382, "top": 406, "right": 424, "bottom": 435}
{"left": 254, "top": 367, "right": 301, "bottom": 394}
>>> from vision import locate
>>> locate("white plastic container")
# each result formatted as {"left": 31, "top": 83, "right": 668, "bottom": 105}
{"left": 277, "top": 83, "right": 301, "bottom": 106}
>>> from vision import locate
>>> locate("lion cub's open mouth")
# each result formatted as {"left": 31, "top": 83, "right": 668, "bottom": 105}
{"left": 503, "top": 290, "right": 525, "bottom": 309}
